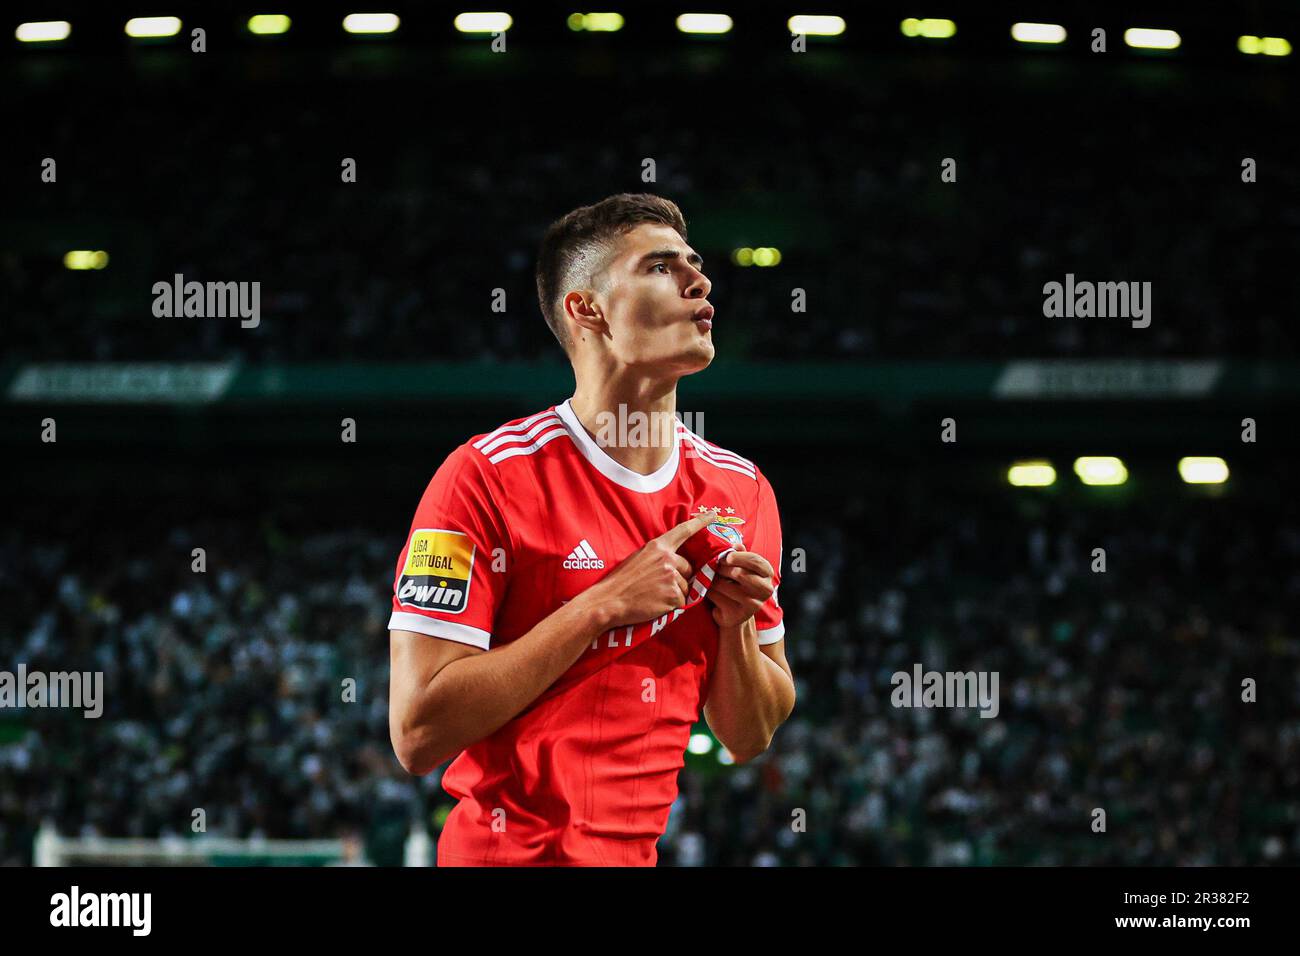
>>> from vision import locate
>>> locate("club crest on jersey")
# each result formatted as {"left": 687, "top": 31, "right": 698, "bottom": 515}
{"left": 397, "top": 529, "right": 474, "bottom": 614}
{"left": 708, "top": 522, "right": 744, "bottom": 547}
{"left": 704, "top": 512, "right": 745, "bottom": 547}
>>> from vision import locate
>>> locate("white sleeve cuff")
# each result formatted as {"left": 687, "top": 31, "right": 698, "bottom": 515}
{"left": 756, "top": 620, "right": 785, "bottom": 645}
{"left": 388, "top": 611, "right": 491, "bottom": 650}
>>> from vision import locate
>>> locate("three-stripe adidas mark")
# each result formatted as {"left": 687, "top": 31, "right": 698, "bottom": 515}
{"left": 563, "top": 539, "right": 605, "bottom": 570}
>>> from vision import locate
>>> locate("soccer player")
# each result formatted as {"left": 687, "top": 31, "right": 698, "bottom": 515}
{"left": 387, "top": 193, "right": 795, "bottom": 866}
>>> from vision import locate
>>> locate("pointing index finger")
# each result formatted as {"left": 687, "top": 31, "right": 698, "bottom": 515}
{"left": 659, "top": 511, "right": 716, "bottom": 550}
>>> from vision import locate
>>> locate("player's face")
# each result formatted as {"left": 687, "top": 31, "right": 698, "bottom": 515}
{"left": 598, "top": 223, "right": 715, "bottom": 374}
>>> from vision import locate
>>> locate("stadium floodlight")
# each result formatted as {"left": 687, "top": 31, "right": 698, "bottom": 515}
{"left": 731, "top": 247, "right": 754, "bottom": 266}
{"left": 1239, "top": 35, "right": 1291, "bottom": 56}
{"left": 1011, "top": 22, "right": 1066, "bottom": 45}
{"left": 788, "top": 15, "right": 846, "bottom": 37}
{"left": 454, "top": 12, "right": 513, "bottom": 33}
{"left": 1007, "top": 461, "right": 1056, "bottom": 487}
{"left": 1073, "top": 456, "right": 1128, "bottom": 486}
{"left": 125, "top": 17, "right": 182, "bottom": 38}
{"left": 901, "top": 18, "right": 956, "bottom": 39}
{"left": 63, "top": 251, "right": 109, "bottom": 271}
{"left": 567, "top": 13, "right": 624, "bottom": 32}
{"left": 752, "top": 247, "right": 782, "bottom": 267}
{"left": 342, "top": 13, "right": 400, "bottom": 34}
{"left": 687, "top": 733, "right": 713, "bottom": 755}
{"left": 247, "top": 15, "right": 291, "bottom": 35}
{"left": 1124, "top": 28, "right": 1180, "bottom": 50}
{"left": 716, "top": 748, "right": 735, "bottom": 765}
{"left": 16, "top": 21, "right": 71, "bottom": 42}
{"left": 1178, "top": 456, "right": 1229, "bottom": 484}
{"left": 676, "top": 13, "right": 733, "bottom": 35}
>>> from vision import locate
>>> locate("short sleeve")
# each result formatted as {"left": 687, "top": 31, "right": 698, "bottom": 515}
{"left": 750, "top": 468, "right": 785, "bottom": 645}
{"left": 387, "top": 444, "right": 512, "bottom": 650}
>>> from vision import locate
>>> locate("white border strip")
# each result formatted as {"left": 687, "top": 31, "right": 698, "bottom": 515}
{"left": 388, "top": 611, "right": 491, "bottom": 650}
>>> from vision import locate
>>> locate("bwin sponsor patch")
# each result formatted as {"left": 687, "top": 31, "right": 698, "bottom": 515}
{"left": 397, "top": 528, "right": 474, "bottom": 614}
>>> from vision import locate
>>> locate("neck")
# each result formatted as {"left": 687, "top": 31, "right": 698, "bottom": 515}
{"left": 568, "top": 371, "right": 680, "bottom": 476}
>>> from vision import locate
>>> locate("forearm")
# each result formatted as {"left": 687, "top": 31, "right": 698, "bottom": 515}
{"left": 704, "top": 619, "right": 795, "bottom": 761}
{"left": 398, "top": 592, "right": 616, "bottom": 770}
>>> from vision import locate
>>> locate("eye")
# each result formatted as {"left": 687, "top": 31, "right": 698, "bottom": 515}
{"left": 651, "top": 262, "right": 669, "bottom": 273}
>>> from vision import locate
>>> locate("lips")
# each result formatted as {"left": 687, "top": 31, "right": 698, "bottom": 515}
{"left": 694, "top": 304, "right": 715, "bottom": 329}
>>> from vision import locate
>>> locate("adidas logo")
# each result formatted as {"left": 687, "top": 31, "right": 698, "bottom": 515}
{"left": 563, "top": 539, "right": 605, "bottom": 570}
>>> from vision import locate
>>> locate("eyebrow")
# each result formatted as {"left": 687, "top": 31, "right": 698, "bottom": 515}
{"left": 638, "top": 249, "right": 705, "bottom": 269}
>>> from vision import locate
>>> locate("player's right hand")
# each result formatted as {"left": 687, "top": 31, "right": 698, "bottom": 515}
{"left": 586, "top": 513, "right": 714, "bottom": 628}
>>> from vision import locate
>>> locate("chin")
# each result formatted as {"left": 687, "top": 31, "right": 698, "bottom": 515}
{"left": 679, "top": 341, "right": 715, "bottom": 374}
{"left": 629, "top": 339, "right": 714, "bottom": 377}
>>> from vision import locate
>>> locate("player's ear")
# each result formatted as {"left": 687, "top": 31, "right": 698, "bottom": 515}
{"left": 564, "top": 290, "right": 607, "bottom": 338}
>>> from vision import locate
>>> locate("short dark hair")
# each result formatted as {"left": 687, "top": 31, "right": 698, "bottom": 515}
{"left": 535, "top": 193, "right": 689, "bottom": 352}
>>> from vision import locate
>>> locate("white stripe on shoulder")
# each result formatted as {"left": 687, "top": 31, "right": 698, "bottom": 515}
{"left": 688, "top": 438, "right": 755, "bottom": 471}
{"left": 677, "top": 425, "right": 755, "bottom": 469}
{"left": 486, "top": 425, "right": 570, "bottom": 464}
{"left": 477, "top": 415, "right": 563, "bottom": 455}
{"left": 693, "top": 455, "right": 757, "bottom": 479}
{"left": 685, "top": 445, "right": 757, "bottom": 479}
{"left": 679, "top": 432, "right": 757, "bottom": 479}
{"left": 473, "top": 409, "right": 561, "bottom": 450}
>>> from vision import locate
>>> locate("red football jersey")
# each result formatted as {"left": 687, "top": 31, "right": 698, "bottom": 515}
{"left": 388, "top": 399, "right": 785, "bottom": 866}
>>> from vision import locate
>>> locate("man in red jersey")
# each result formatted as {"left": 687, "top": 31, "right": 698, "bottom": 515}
{"left": 387, "top": 193, "right": 795, "bottom": 866}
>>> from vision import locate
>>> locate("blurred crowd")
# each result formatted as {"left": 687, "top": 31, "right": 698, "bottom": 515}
{"left": 665, "top": 483, "right": 1300, "bottom": 865}
{"left": 1, "top": 476, "right": 1296, "bottom": 866}
{"left": 5, "top": 52, "right": 1298, "bottom": 363}
{"left": 0, "top": 519, "right": 412, "bottom": 864}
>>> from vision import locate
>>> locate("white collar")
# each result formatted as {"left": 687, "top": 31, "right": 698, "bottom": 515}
{"left": 554, "top": 398, "right": 681, "bottom": 493}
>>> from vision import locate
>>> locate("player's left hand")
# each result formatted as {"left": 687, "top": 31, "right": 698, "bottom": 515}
{"left": 707, "top": 547, "right": 774, "bottom": 628}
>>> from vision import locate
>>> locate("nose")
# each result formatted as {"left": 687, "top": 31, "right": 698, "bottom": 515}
{"left": 685, "top": 267, "right": 711, "bottom": 300}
